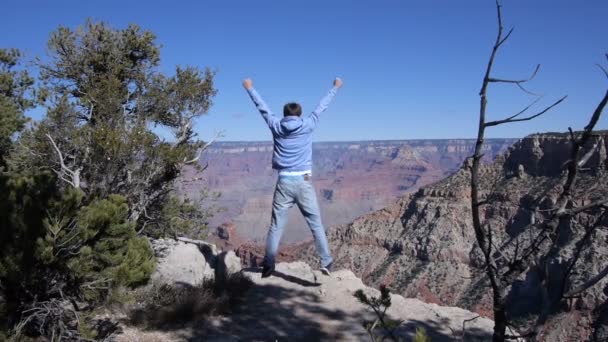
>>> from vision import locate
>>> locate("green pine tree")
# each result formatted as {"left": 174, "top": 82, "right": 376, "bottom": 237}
{"left": 0, "top": 48, "right": 34, "bottom": 166}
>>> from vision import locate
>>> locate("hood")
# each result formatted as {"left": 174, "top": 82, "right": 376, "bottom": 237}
{"left": 280, "top": 117, "right": 303, "bottom": 132}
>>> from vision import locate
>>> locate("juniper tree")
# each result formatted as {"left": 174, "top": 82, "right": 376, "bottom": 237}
{"left": 65, "top": 194, "right": 155, "bottom": 301}
{"left": 1, "top": 20, "right": 218, "bottom": 339}
{"left": 0, "top": 48, "right": 34, "bottom": 166}
{"left": 14, "top": 20, "right": 218, "bottom": 233}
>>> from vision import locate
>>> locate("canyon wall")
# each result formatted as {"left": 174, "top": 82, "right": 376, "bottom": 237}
{"left": 291, "top": 133, "right": 608, "bottom": 340}
{"left": 178, "top": 139, "right": 514, "bottom": 244}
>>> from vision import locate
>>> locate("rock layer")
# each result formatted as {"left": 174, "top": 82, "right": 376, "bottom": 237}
{"left": 179, "top": 139, "right": 514, "bottom": 245}
{"left": 291, "top": 132, "right": 608, "bottom": 339}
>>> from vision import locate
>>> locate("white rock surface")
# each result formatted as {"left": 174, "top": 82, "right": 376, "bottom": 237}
{"left": 204, "top": 262, "right": 494, "bottom": 341}
{"left": 150, "top": 239, "right": 215, "bottom": 286}
{"left": 118, "top": 257, "right": 494, "bottom": 341}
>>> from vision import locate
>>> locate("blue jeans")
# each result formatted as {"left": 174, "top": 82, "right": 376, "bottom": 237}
{"left": 264, "top": 175, "right": 333, "bottom": 267}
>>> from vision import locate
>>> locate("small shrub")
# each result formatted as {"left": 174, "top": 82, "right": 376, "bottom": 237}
{"left": 355, "top": 285, "right": 432, "bottom": 342}
{"left": 67, "top": 195, "right": 155, "bottom": 301}
{"left": 0, "top": 182, "right": 155, "bottom": 339}
{"left": 355, "top": 285, "right": 402, "bottom": 342}
{"left": 131, "top": 272, "right": 253, "bottom": 327}
{"left": 412, "top": 328, "right": 431, "bottom": 342}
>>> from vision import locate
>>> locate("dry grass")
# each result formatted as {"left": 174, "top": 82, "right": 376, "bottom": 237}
{"left": 130, "top": 272, "right": 253, "bottom": 327}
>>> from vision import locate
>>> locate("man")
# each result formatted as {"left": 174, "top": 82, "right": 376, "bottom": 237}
{"left": 243, "top": 77, "right": 343, "bottom": 278}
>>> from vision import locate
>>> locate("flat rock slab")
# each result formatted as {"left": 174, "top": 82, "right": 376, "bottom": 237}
{"left": 204, "top": 262, "right": 493, "bottom": 341}
{"left": 117, "top": 262, "right": 493, "bottom": 341}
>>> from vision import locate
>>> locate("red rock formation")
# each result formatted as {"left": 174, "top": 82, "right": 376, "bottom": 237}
{"left": 178, "top": 139, "right": 514, "bottom": 245}
{"left": 290, "top": 133, "right": 608, "bottom": 339}
{"left": 217, "top": 222, "right": 237, "bottom": 241}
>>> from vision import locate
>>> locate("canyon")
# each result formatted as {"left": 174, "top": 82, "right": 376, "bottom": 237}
{"left": 179, "top": 134, "right": 608, "bottom": 339}
{"left": 289, "top": 132, "right": 608, "bottom": 340}
{"left": 179, "top": 139, "right": 514, "bottom": 245}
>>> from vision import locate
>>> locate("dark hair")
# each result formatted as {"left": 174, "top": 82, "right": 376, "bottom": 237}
{"left": 283, "top": 102, "right": 302, "bottom": 117}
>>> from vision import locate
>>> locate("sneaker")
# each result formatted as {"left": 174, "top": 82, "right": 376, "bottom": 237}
{"left": 261, "top": 263, "right": 275, "bottom": 278}
{"left": 320, "top": 262, "right": 333, "bottom": 276}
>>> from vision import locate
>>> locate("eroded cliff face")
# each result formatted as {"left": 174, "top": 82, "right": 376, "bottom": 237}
{"left": 292, "top": 132, "right": 608, "bottom": 340}
{"left": 178, "top": 139, "right": 514, "bottom": 244}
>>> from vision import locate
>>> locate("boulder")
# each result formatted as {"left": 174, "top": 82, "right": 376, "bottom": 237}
{"left": 216, "top": 250, "right": 242, "bottom": 280}
{"left": 217, "top": 222, "right": 237, "bottom": 240}
{"left": 517, "top": 164, "right": 526, "bottom": 179}
{"left": 150, "top": 239, "right": 215, "bottom": 286}
{"left": 150, "top": 237, "right": 245, "bottom": 287}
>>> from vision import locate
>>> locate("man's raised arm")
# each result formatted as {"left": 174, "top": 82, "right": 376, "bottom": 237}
{"left": 307, "top": 77, "right": 343, "bottom": 128}
{"left": 243, "top": 78, "right": 278, "bottom": 128}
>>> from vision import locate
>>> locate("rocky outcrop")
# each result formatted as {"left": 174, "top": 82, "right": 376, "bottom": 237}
{"left": 116, "top": 262, "right": 494, "bottom": 341}
{"left": 179, "top": 139, "right": 514, "bottom": 245}
{"left": 233, "top": 262, "right": 494, "bottom": 341}
{"left": 215, "top": 250, "right": 242, "bottom": 280}
{"left": 216, "top": 222, "right": 236, "bottom": 240}
{"left": 234, "top": 242, "right": 303, "bottom": 268}
{"left": 503, "top": 133, "right": 607, "bottom": 177}
{"left": 150, "top": 238, "right": 241, "bottom": 286}
{"left": 292, "top": 132, "right": 608, "bottom": 337}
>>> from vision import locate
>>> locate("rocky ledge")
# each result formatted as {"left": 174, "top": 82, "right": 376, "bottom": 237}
{"left": 113, "top": 240, "right": 495, "bottom": 341}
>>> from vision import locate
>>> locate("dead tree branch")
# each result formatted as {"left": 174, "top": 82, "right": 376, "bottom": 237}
{"left": 577, "top": 141, "right": 600, "bottom": 168}
{"left": 46, "top": 134, "right": 81, "bottom": 189}
{"left": 488, "top": 64, "right": 540, "bottom": 84}
{"left": 470, "top": 0, "right": 574, "bottom": 340}
{"left": 184, "top": 130, "right": 224, "bottom": 164}
{"left": 597, "top": 54, "right": 608, "bottom": 79}
{"left": 565, "top": 263, "right": 608, "bottom": 298}
{"left": 462, "top": 315, "right": 481, "bottom": 341}
{"left": 485, "top": 96, "right": 567, "bottom": 127}
{"left": 565, "top": 197, "right": 608, "bottom": 216}
{"left": 559, "top": 210, "right": 607, "bottom": 299}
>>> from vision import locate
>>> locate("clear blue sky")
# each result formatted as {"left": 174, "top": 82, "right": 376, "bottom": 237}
{"left": 2, "top": 0, "right": 607, "bottom": 141}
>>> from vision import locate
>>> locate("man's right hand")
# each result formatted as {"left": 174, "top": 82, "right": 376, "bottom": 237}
{"left": 333, "top": 77, "right": 343, "bottom": 89}
{"left": 243, "top": 78, "right": 253, "bottom": 90}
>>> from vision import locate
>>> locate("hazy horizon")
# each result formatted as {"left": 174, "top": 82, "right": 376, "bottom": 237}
{"left": 207, "top": 137, "right": 518, "bottom": 144}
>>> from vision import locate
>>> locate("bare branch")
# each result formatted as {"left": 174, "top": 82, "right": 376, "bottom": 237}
{"left": 577, "top": 141, "right": 599, "bottom": 168}
{"left": 515, "top": 82, "right": 541, "bottom": 96}
{"left": 568, "top": 127, "right": 576, "bottom": 143}
{"left": 583, "top": 88, "right": 608, "bottom": 133}
{"left": 488, "top": 64, "right": 541, "bottom": 85}
{"left": 554, "top": 90, "right": 607, "bottom": 215}
{"left": 597, "top": 61, "right": 608, "bottom": 79}
{"left": 174, "top": 119, "right": 193, "bottom": 147}
{"left": 184, "top": 130, "right": 224, "bottom": 164}
{"left": 491, "top": 96, "right": 542, "bottom": 123}
{"left": 485, "top": 96, "right": 567, "bottom": 127}
{"left": 46, "top": 134, "right": 81, "bottom": 189}
{"left": 468, "top": 3, "right": 513, "bottom": 340}
{"left": 565, "top": 197, "right": 608, "bottom": 216}
{"left": 52, "top": 169, "right": 75, "bottom": 188}
{"left": 471, "top": 3, "right": 606, "bottom": 341}
{"left": 559, "top": 211, "right": 607, "bottom": 300}
{"left": 46, "top": 134, "right": 72, "bottom": 176}
{"left": 462, "top": 315, "right": 481, "bottom": 341}
{"left": 565, "top": 263, "right": 608, "bottom": 298}
{"left": 505, "top": 331, "right": 537, "bottom": 340}
{"left": 496, "top": 28, "right": 514, "bottom": 48}
{"left": 503, "top": 83, "right": 607, "bottom": 283}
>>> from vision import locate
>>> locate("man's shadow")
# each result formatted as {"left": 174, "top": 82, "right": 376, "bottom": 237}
{"left": 244, "top": 267, "right": 321, "bottom": 287}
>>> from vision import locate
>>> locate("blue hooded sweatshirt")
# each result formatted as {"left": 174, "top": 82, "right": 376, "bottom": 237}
{"left": 246, "top": 86, "right": 339, "bottom": 172}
